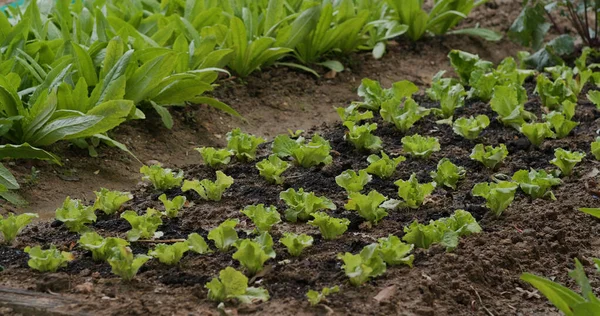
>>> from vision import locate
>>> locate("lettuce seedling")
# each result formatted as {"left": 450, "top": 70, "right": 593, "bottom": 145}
{"left": 187, "top": 233, "right": 211, "bottom": 254}
{"left": 546, "top": 64, "right": 592, "bottom": 96}
{"left": 280, "top": 232, "right": 314, "bottom": 257}
{"left": 78, "top": 232, "right": 129, "bottom": 261}
{"left": 280, "top": 188, "right": 337, "bottom": 222}
{"left": 469, "top": 144, "right": 509, "bottom": 169}
{"left": 490, "top": 85, "right": 534, "bottom": 130}
{"left": 256, "top": 155, "right": 290, "bottom": 184}
{"left": 182, "top": 171, "right": 234, "bottom": 201}
{"left": 140, "top": 164, "right": 184, "bottom": 191}
{"left": 148, "top": 241, "right": 189, "bottom": 265}
{"left": 55, "top": 197, "right": 97, "bottom": 233}
{"left": 469, "top": 57, "right": 534, "bottom": 101}
{"left": 307, "top": 286, "right": 340, "bottom": 306}
{"left": 205, "top": 267, "right": 269, "bottom": 303}
{"left": 335, "top": 170, "right": 372, "bottom": 193}
{"left": 93, "top": 188, "right": 133, "bottom": 215}
{"left": 195, "top": 147, "right": 232, "bottom": 168}
{"left": 550, "top": 148, "right": 586, "bottom": 176}
{"left": 120, "top": 209, "right": 163, "bottom": 241}
{"left": 24, "top": 245, "right": 74, "bottom": 273}
{"left": 338, "top": 244, "right": 386, "bottom": 286}
{"left": 512, "top": 169, "right": 561, "bottom": 200}
{"left": 430, "top": 158, "right": 466, "bottom": 190}
{"left": 593, "top": 137, "right": 600, "bottom": 160}
{"left": 308, "top": 212, "right": 350, "bottom": 240}
{"left": 107, "top": 245, "right": 151, "bottom": 281}
{"left": 394, "top": 173, "right": 436, "bottom": 209}
{"left": 365, "top": 151, "right": 406, "bottom": 179}
{"left": 452, "top": 115, "right": 490, "bottom": 140}
{"left": 377, "top": 235, "right": 414, "bottom": 267}
{"left": 233, "top": 239, "right": 273, "bottom": 276}
{"left": 402, "top": 134, "right": 440, "bottom": 159}
{"left": 158, "top": 194, "right": 186, "bottom": 218}
{"left": 336, "top": 104, "right": 374, "bottom": 123}
{"left": 520, "top": 122, "right": 555, "bottom": 147}
{"left": 241, "top": 204, "right": 281, "bottom": 233}
{"left": 427, "top": 71, "right": 458, "bottom": 101}
{"left": 345, "top": 190, "right": 389, "bottom": 225}
{"left": 448, "top": 50, "right": 493, "bottom": 85}
{"left": 355, "top": 79, "right": 418, "bottom": 110}
{"left": 343, "top": 122, "right": 383, "bottom": 151}
{"left": 226, "top": 128, "right": 265, "bottom": 161}
{"left": 434, "top": 83, "right": 466, "bottom": 119}
{"left": 588, "top": 90, "right": 600, "bottom": 110}
{"left": 273, "top": 134, "right": 333, "bottom": 168}
{"left": 207, "top": 219, "right": 239, "bottom": 252}
{"left": 543, "top": 111, "right": 579, "bottom": 138}
{"left": 471, "top": 181, "right": 519, "bottom": 216}
{"left": 535, "top": 74, "right": 576, "bottom": 110}
{"left": 380, "top": 97, "right": 431, "bottom": 132}
{"left": 0, "top": 213, "right": 38, "bottom": 244}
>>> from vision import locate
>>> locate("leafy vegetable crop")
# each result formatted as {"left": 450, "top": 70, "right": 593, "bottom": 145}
{"left": 140, "top": 164, "right": 184, "bottom": 191}
{"left": 207, "top": 219, "right": 239, "bottom": 252}
{"left": 182, "top": 171, "right": 234, "bottom": 201}
{"left": 345, "top": 190, "right": 390, "bottom": 225}
{"left": 79, "top": 232, "right": 129, "bottom": 261}
{"left": 520, "top": 122, "right": 555, "bottom": 147}
{"left": 93, "top": 188, "right": 132, "bottom": 215}
{"left": 108, "top": 245, "right": 151, "bottom": 281}
{"left": 401, "top": 134, "right": 440, "bottom": 159}
{"left": 335, "top": 170, "right": 372, "bottom": 193}
{"left": 280, "top": 232, "right": 314, "bottom": 257}
{"left": 0, "top": 213, "right": 37, "bottom": 244}
{"left": 273, "top": 134, "right": 333, "bottom": 168}
{"left": 148, "top": 242, "right": 190, "bottom": 265}
{"left": 452, "top": 115, "right": 490, "bottom": 140}
{"left": 226, "top": 128, "right": 265, "bottom": 161}
{"left": 158, "top": 194, "right": 186, "bottom": 218}
{"left": 469, "top": 144, "right": 509, "bottom": 169}
{"left": 256, "top": 155, "right": 290, "bottom": 185}
{"left": 24, "top": 245, "right": 74, "bottom": 273}
{"left": 280, "top": 188, "right": 336, "bottom": 222}
{"left": 55, "top": 197, "right": 97, "bottom": 233}
{"left": 338, "top": 243, "right": 386, "bottom": 286}
{"left": 307, "top": 286, "right": 340, "bottom": 306}
{"left": 308, "top": 212, "right": 350, "bottom": 240}
{"left": 471, "top": 181, "right": 519, "bottom": 216}
{"left": 550, "top": 148, "right": 585, "bottom": 176}
{"left": 512, "top": 169, "right": 561, "bottom": 200}
{"left": 241, "top": 204, "right": 281, "bottom": 233}
{"left": 196, "top": 147, "right": 232, "bottom": 169}
{"left": 394, "top": 173, "right": 436, "bottom": 209}
{"left": 205, "top": 267, "right": 269, "bottom": 303}
{"left": 365, "top": 151, "right": 406, "bottom": 179}
{"left": 120, "top": 209, "right": 163, "bottom": 241}
{"left": 430, "top": 158, "right": 466, "bottom": 190}
{"left": 343, "top": 122, "right": 382, "bottom": 151}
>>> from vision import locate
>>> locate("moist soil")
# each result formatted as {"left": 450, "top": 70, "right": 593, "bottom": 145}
{"left": 1, "top": 78, "right": 600, "bottom": 316}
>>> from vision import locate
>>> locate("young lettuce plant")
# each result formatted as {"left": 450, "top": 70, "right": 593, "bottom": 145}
{"left": 394, "top": 173, "right": 436, "bottom": 209}
{"left": 272, "top": 134, "right": 333, "bottom": 168}
{"left": 140, "top": 164, "right": 184, "bottom": 191}
{"left": 433, "top": 83, "right": 466, "bottom": 119}
{"left": 470, "top": 144, "right": 509, "bottom": 169}
{"left": 338, "top": 244, "right": 386, "bottom": 286}
{"left": 207, "top": 219, "right": 239, "bottom": 252}
{"left": 593, "top": 137, "right": 600, "bottom": 160}
{"left": 543, "top": 111, "right": 579, "bottom": 138}
{"left": 377, "top": 235, "right": 414, "bottom": 267}
{"left": 452, "top": 115, "right": 490, "bottom": 140}
{"left": 380, "top": 97, "right": 431, "bottom": 132}
{"left": 512, "top": 169, "right": 561, "bottom": 200}
{"left": 535, "top": 75, "right": 576, "bottom": 110}
{"left": 401, "top": 135, "right": 441, "bottom": 159}
{"left": 520, "top": 122, "right": 555, "bottom": 147}
{"left": 280, "top": 232, "right": 314, "bottom": 257}
{"left": 226, "top": 128, "right": 265, "bottom": 161}
{"left": 308, "top": 212, "right": 350, "bottom": 240}
{"left": 365, "top": 151, "right": 406, "bottom": 179}
{"left": 148, "top": 241, "right": 190, "bottom": 265}
{"left": 471, "top": 181, "right": 519, "bottom": 216}
{"left": 343, "top": 122, "right": 382, "bottom": 151}
{"left": 232, "top": 238, "right": 274, "bottom": 276}
{"left": 335, "top": 170, "right": 372, "bottom": 193}
{"left": 355, "top": 79, "right": 418, "bottom": 110}
{"left": 93, "top": 188, "right": 133, "bottom": 215}
{"left": 195, "top": 147, "right": 232, "bottom": 169}
{"left": 24, "top": 245, "right": 74, "bottom": 273}
{"left": 55, "top": 197, "right": 97, "bottom": 233}
{"left": 205, "top": 267, "right": 269, "bottom": 303}
{"left": 588, "top": 90, "right": 600, "bottom": 110}
{"left": 256, "top": 155, "right": 290, "bottom": 185}
{"left": 182, "top": 171, "right": 234, "bottom": 201}
{"left": 0, "top": 213, "right": 38, "bottom": 244}
{"left": 158, "top": 194, "right": 186, "bottom": 218}
{"left": 307, "top": 286, "right": 340, "bottom": 306}
{"left": 430, "top": 158, "right": 466, "bottom": 190}
{"left": 344, "top": 190, "right": 390, "bottom": 225}
{"left": 241, "top": 204, "right": 281, "bottom": 233}
{"left": 448, "top": 50, "right": 494, "bottom": 85}
{"left": 280, "top": 188, "right": 336, "bottom": 222}
{"left": 188, "top": 233, "right": 212, "bottom": 254}
{"left": 336, "top": 104, "right": 374, "bottom": 123}
{"left": 120, "top": 209, "right": 163, "bottom": 241}
{"left": 78, "top": 232, "right": 129, "bottom": 261}
{"left": 490, "top": 85, "right": 534, "bottom": 130}
{"left": 107, "top": 245, "right": 151, "bottom": 281}
{"left": 550, "top": 148, "right": 586, "bottom": 176}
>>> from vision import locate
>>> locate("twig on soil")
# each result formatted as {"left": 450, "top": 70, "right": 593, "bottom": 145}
{"left": 470, "top": 285, "right": 495, "bottom": 316}
{"left": 135, "top": 239, "right": 186, "bottom": 243}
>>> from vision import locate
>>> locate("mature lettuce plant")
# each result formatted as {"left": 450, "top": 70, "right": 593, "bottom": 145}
{"left": 520, "top": 122, "right": 555, "bottom": 147}
{"left": 452, "top": 115, "right": 490, "bottom": 140}
{"left": 401, "top": 134, "right": 440, "bottom": 159}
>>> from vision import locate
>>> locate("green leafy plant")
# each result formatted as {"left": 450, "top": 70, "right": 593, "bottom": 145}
{"left": 55, "top": 197, "right": 97, "bottom": 233}
{"left": 158, "top": 194, "right": 186, "bottom": 218}
{"left": 272, "top": 134, "right": 333, "bottom": 168}
{"left": 24, "top": 245, "right": 74, "bottom": 273}
{"left": 471, "top": 181, "right": 519, "bottom": 216}
{"left": 593, "top": 137, "right": 600, "bottom": 160}
{"left": 543, "top": 111, "right": 579, "bottom": 138}
{"left": 78, "top": 232, "right": 129, "bottom": 261}
{"left": 357, "top": 79, "right": 419, "bottom": 110}
{"left": 140, "top": 164, "right": 184, "bottom": 191}
{"left": 256, "top": 154, "right": 290, "bottom": 185}
{"left": 280, "top": 232, "right": 314, "bottom": 257}
{"left": 430, "top": 158, "right": 466, "bottom": 190}
{"left": 394, "top": 173, "right": 436, "bottom": 209}
{"left": 338, "top": 244, "right": 386, "bottom": 286}
{"left": 433, "top": 83, "right": 466, "bottom": 119}
{"left": 120, "top": 209, "right": 163, "bottom": 241}
{"left": 280, "top": 188, "right": 336, "bottom": 222}
{"left": 490, "top": 85, "right": 534, "bottom": 130}
{"left": 550, "top": 148, "right": 586, "bottom": 176}
{"left": 452, "top": 115, "right": 490, "bottom": 140}
{"left": 512, "top": 169, "right": 562, "bottom": 200}
{"left": 337, "top": 104, "right": 374, "bottom": 123}
{"left": 308, "top": 212, "right": 350, "bottom": 240}
{"left": 343, "top": 122, "right": 382, "bottom": 151}
{"left": 241, "top": 204, "right": 281, "bottom": 233}
{"left": 520, "top": 122, "right": 555, "bottom": 147}
{"left": 205, "top": 267, "right": 269, "bottom": 303}
{"left": 344, "top": 190, "right": 389, "bottom": 225}
{"left": 107, "top": 245, "right": 151, "bottom": 281}
{"left": 467, "top": 56, "right": 534, "bottom": 101}
{"left": 188, "top": 233, "right": 211, "bottom": 254}
{"left": 380, "top": 97, "right": 431, "bottom": 132}
{"left": 0, "top": 213, "right": 38, "bottom": 244}
{"left": 469, "top": 144, "right": 509, "bottom": 169}
{"left": 402, "top": 209, "right": 481, "bottom": 251}
{"left": 448, "top": 50, "right": 493, "bottom": 85}
{"left": 377, "top": 235, "right": 414, "bottom": 267}
{"left": 207, "top": 219, "right": 239, "bottom": 252}
{"left": 232, "top": 238, "right": 274, "bottom": 276}
{"left": 182, "top": 171, "right": 234, "bottom": 201}
{"left": 196, "top": 147, "right": 232, "bottom": 169}
{"left": 589, "top": 90, "right": 600, "bottom": 110}
{"left": 307, "top": 286, "right": 340, "bottom": 306}
{"left": 226, "top": 128, "right": 265, "bottom": 161}
{"left": 148, "top": 241, "right": 190, "bottom": 265}
{"left": 535, "top": 74, "right": 577, "bottom": 110}
{"left": 93, "top": 188, "right": 132, "bottom": 215}
{"left": 401, "top": 135, "right": 440, "bottom": 159}
{"left": 365, "top": 151, "right": 406, "bottom": 179}
{"left": 335, "top": 170, "right": 372, "bottom": 193}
